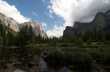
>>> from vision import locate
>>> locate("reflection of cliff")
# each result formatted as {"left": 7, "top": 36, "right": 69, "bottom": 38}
{"left": 63, "top": 10, "right": 110, "bottom": 37}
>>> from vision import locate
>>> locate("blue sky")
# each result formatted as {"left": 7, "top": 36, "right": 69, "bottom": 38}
{"left": 5, "top": 0, "right": 64, "bottom": 31}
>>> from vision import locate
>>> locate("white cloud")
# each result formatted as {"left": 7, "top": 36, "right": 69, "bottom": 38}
{"left": 48, "top": 0, "right": 110, "bottom": 37}
{"left": 49, "top": 0, "right": 110, "bottom": 25}
{"left": 0, "top": 0, "right": 30, "bottom": 23}
{"left": 49, "top": 0, "right": 78, "bottom": 26}
{"left": 46, "top": 25, "right": 65, "bottom": 37}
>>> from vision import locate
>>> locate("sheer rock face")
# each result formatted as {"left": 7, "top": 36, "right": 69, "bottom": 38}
{"left": 0, "top": 13, "right": 19, "bottom": 32}
{"left": 63, "top": 26, "right": 77, "bottom": 37}
{"left": 63, "top": 11, "right": 110, "bottom": 37}
{"left": 104, "top": 11, "right": 110, "bottom": 33}
{"left": 21, "top": 21, "right": 47, "bottom": 38}
{"left": 0, "top": 13, "right": 47, "bottom": 38}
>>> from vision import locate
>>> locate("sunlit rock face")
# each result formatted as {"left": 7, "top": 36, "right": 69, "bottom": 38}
{"left": 0, "top": 13, "right": 19, "bottom": 32}
{"left": 21, "top": 21, "right": 47, "bottom": 38}
{"left": 0, "top": 13, "right": 47, "bottom": 38}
